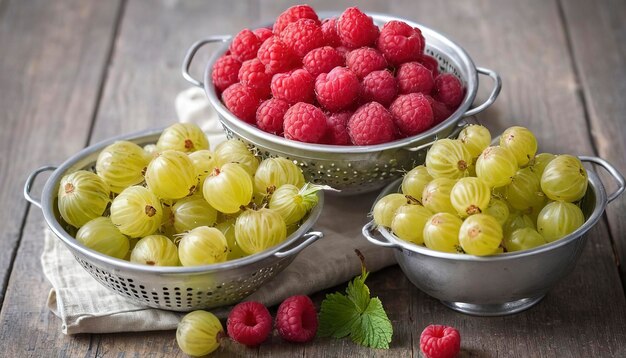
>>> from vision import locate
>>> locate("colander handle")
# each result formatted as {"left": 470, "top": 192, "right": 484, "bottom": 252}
{"left": 580, "top": 156, "right": 625, "bottom": 203}
{"left": 182, "top": 36, "right": 231, "bottom": 88}
{"left": 24, "top": 166, "right": 57, "bottom": 209}
{"left": 463, "top": 67, "right": 502, "bottom": 117}
{"left": 274, "top": 231, "right": 324, "bottom": 258}
{"left": 362, "top": 221, "right": 400, "bottom": 249}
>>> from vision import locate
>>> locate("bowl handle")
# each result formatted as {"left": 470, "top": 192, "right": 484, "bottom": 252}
{"left": 181, "top": 36, "right": 231, "bottom": 88}
{"left": 463, "top": 67, "right": 502, "bottom": 118}
{"left": 580, "top": 156, "right": 625, "bottom": 203}
{"left": 362, "top": 221, "right": 400, "bottom": 249}
{"left": 24, "top": 166, "right": 57, "bottom": 209}
{"left": 274, "top": 231, "right": 324, "bottom": 258}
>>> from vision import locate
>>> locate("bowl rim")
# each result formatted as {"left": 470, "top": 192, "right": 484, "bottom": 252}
{"left": 40, "top": 127, "right": 324, "bottom": 274}
{"left": 202, "top": 12, "right": 480, "bottom": 154}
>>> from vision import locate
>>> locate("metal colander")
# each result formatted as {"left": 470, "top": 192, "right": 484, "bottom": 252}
{"left": 182, "top": 12, "right": 502, "bottom": 195}
{"left": 24, "top": 128, "right": 324, "bottom": 311}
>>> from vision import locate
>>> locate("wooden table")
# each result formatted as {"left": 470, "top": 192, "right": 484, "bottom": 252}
{"left": 1, "top": 0, "right": 625, "bottom": 356}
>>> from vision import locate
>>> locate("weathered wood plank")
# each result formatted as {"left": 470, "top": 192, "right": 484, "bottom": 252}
{"left": 0, "top": 0, "right": 122, "bottom": 356}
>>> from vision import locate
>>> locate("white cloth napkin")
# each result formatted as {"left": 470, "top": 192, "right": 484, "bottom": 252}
{"left": 41, "top": 87, "right": 396, "bottom": 335}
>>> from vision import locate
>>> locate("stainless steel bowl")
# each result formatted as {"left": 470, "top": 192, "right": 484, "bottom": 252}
{"left": 24, "top": 128, "right": 324, "bottom": 312}
{"left": 362, "top": 156, "right": 625, "bottom": 316}
{"left": 181, "top": 12, "right": 502, "bottom": 195}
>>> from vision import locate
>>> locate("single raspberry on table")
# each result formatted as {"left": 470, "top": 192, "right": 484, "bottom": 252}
{"left": 257, "top": 37, "right": 299, "bottom": 75}
{"left": 377, "top": 20, "right": 424, "bottom": 65}
{"left": 396, "top": 61, "right": 434, "bottom": 95}
{"left": 271, "top": 68, "right": 315, "bottom": 104}
{"left": 321, "top": 17, "right": 341, "bottom": 47}
{"left": 227, "top": 301, "right": 273, "bottom": 347}
{"left": 238, "top": 58, "right": 272, "bottom": 99}
{"left": 222, "top": 83, "right": 260, "bottom": 124}
{"left": 361, "top": 70, "right": 398, "bottom": 106}
{"left": 229, "top": 28, "right": 262, "bottom": 62}
{"left": 420, "top": 324, "right": 461, "bottom": 358}
{"left": 433, "top": 73, "right": 464, "bottom": 109}
{"left": 420, "top": 54, "right": 440, "bottom": 77}
{"left": 425, "top": 95, "right": 453, "bottom": 124}
{"left": 336, "top": 7, "right": 379, "bottom": 49}
{"left": 346, "top": 47, "right": 387, "bottom": 78}
{"left": 212, "top": 55, "right": 242, "bottom": 93}
{"left": 280, "top": 19, "right": 325, "bottom": 58}
{"left": 389, "top": 93, "right": 434, "bottom": 137}
{"left": 348, "top": 102, "right": 396, "bottom": 145}
{"left": 273, "top": 4, "right": 320, "bottom": 35}
{"left": 315, "top": 66, "right": 360, "bottom": 112}
{"left": 284, "top": 102, "right": 328, "bottom": 143}
{"left": 253, "top": 27, "right": 273, "bottom": 42}
{"left": 256, "top": 98, "right": 290, "bottom": 135}
{"left": 275, "top": 295, "right": 319, "bottom": 343}
{"left": 302, "top": 46, "right": 345, "bottom": 77}
{"left": 323, "top": 111, "right": 352, "bottom": 145}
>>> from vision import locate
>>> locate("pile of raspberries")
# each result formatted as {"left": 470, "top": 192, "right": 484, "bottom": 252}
{"left": 212, "top": 5, "right": 465, "bottom": 146}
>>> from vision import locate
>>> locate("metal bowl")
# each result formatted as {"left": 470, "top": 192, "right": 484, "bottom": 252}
{"left": 181, "top": 12, "right": 502, "bottom": 195}
{"left": 362, "top": 156, "right": 625, "bottom": 316}
{"left": 24, "top": 128, "right": 324, "bottom": 312}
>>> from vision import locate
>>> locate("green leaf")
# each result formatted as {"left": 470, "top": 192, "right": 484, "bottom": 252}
{"left": 346, "top": 274, "right": 370, "bottom": 312}
{"left": 350, "top": 297, "right": 393, "bottom": 349}
{"left": 318, "top": 292, "right": 360, "bottom": 338}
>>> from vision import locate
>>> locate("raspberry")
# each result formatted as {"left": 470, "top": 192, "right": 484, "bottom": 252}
{"left": 419, "top": 324, "right": 461, "bottom": 358}
{"left": 253, "top": 27, "right": 273, "bottom": 42}
{"left": 230, "top": 28, "right": 262, "bottom": 62}
{"left": 377, "top": 20, "right": 423, "bottom": 65}
{"left": 433, "top": 74, "right": 464, "bottom": 109}
{"left": 321, "top": 111, "right": 351, "bottom": 145}
{"left": 315, "top": 67, "right": 360, "bottom": 112}
{"left": 212, "top": 55, "right": 242, "bottom": 92}
{"left": 321, "top": 17, "right": 340, "bottom": 47}
{"left": 348, "top": 102, "right": 396, "bottom": 145}
{"left": 239, "top": 58, "right": 272, "bottom": 99}
{"left": 420, "top": 54, "right": 440, "bottom": 77}
{"left": 284, "top": 102, "right": 328, "bottom": 143}
{"left": 302, "top": 46, "right": 345, "bottom": 77}
{"left": 227, "top": 301, "right": 273, "bottom": 347}
{"left": 273, "top": 4, "right": 320, "bottom": 35}
{"left": 256, "top": 98, "right": 290, "bottom": 135}
{"left": 335, "top": 46, "right": 351, "bottom": 57}
{"left": 425, "top": 95, "right": 453, "bottom": 124}
{"left": 222, "top": 83, "right": 260, "bottom": 124}
{"left": 389, "top": 93, "right": 434, "bottom": 137}
{"left": 257, "top": 37, "right": 298, "bottom": 75}
{"left": 396, "top": 62, "right": 434, "bottom": 95}
{"left": 275, "top": 295, "right": 319, "bottom": 343}
{"left": 346, "top": 47, "right": 387, "bottom": 78}
{"left": 271, "top": 69, "right": 315, "bottom": 104}
{"left": 280, "top": 19, "right": 325, "bottom": 59}
{"left": 361, "top": 70, "right": 398, "bottom": 106}
{"left": 337, "top": 7, "right": 379, "bottom": 49}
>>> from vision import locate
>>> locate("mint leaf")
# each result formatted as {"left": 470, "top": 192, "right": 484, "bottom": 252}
{"left": 350, "top": 298, "right": 393, "bottom": 349}
{"left": 319, "top": 292, "right": 360, "bottom": 338}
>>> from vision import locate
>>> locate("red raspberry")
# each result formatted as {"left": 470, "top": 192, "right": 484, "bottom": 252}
{"left": 256, "top": 98, "right": 289, "bottom": 135}
{"left": 280, "top": 19, "right": 325, "bottom": 59}
{"left": 322, "top": 111, "right": 352, "bottom": 145}
{"left": 315, "top": 67, "right": 360, "bottom": 112}
{"left": 253, "top": 27, "right": 273, "bottom": 42}
{"left": 348, "top": 102, "right": 396, "bottom": 145}
{"left": 335, "top": 46, "right": 350, "bottom": 57}
{"left": 271, "top": 69, "right": 315, "bottom": 105}
{"left": 425, "top": 95, "right": 453, "bottom": 124}
{"left": 346, "top": 47, "right": 387, "bottom": 78}
{"left": 377, "top": 20, "right": 423, "bottom": 65}
{"left": 433, "top": 74, "right": 464, "bottom": 109}
{"left": 321, "top": 18, "right": 340, "bottom": 47}
{"left": 390, "top": 93, "right": 434, "bottom": 137}
{"left": 227, "top": 301, "right": 273, "bottom": 347}
{"left": 420, "top": 54, "right": 440, "bottom": 77}
{"left": 302, "top": 46, "right": 345, "bottom": 77}
{"left": 212, "top": 55, "right": 242, "bottom": 92}
{"left": 238, "top": 58, "right": 272, "bottom": 99}
{"left": 361, "top": 70, "right": 398, "bottom": 106}
{"left": 284, "top": 102, "right": 327, "bottom": 143}
{"left": 420, "top": 324, "right": 461, "bottom": 358}
{"left": 257, "top": 37, "right": 299, "bottom": 75}
{"left": 273, "top": 4, "right": 320, "bottom": 35}
{"left": 230, "top": 29, "right": 262, "bottom": 62}
{"left": 337, "top": 7, "right": 379, "bottom": 49}
{"left": 397, "top": 61, "right": 434, "bottom": 95}
{"left": 222, "top": 83, "right": 260, "bottom": 124}
{"left": 275, "top": 295, "right": 319, "bottom": 343}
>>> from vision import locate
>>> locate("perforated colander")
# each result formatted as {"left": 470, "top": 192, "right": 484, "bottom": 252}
{"left": 24, "top": 128, "right": 324, "bottom": 311}
{"left": 182, "top": 12, "right": 502, "bottom": 195}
